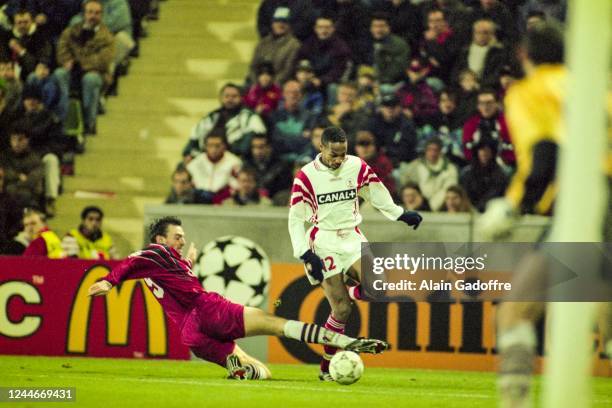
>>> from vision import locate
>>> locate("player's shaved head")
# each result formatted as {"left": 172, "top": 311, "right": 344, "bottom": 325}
{"left": 149, "top": 216, "right": 182, "bottom": 243}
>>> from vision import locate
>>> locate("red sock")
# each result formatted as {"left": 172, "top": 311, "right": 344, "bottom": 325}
{"left": 348, "top": 284, "right": 362, "bottom": 301}
{"left": 320, "top": 314, "right": 346, "bottom": 373}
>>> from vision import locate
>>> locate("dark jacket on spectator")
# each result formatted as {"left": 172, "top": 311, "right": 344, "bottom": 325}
{"left": 368, "top": 113, "right": 418, "bottom": 167}
{"left": 372, "top": 0, "right": 422, "bottom": 49}
{"left": 0, "top": 24, "right": 53, "bottom": 80}
{"left": 321, "top": 0, "right": 370, "bottom": 69}
{"left": 296, "top": 34, "right": 352, "bottom": 86}
{"left": 243, "top": 153, "right": 293, "bottom": 198}
{"left": 0, "top": 148, "right": 44, "bottom": 208}
{"left": 248, "top": 32, "right": 301, "bottom": 85}
{"left": 451, "top": 42, "right": 508, "bottom": 88}
{"left": 419, "top": 28, "right": 461, "bottom": 83}
{"left": 257, "top": 0, "right": 315, "bottom": 42}
{"left": 369, "top": 34, "right": 411, "bottom": 85}
{"left": 397, "top": 78, "right": 438, "bottom": 122}
{"left": 460, "top": 156, "right": 508, "bottom": 212}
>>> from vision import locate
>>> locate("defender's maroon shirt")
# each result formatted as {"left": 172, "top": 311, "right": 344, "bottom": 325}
{"left": 103, "top": 244, "right": 206, "bottom": 325}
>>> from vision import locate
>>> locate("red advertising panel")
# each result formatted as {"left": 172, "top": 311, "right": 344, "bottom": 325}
{"left": 0, "top": 257, "right": 190, "bottom": 359}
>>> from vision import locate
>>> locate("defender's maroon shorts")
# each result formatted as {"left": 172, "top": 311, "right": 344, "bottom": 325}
{"left": 180, "top": 292, "right": 245, "bottom": 366}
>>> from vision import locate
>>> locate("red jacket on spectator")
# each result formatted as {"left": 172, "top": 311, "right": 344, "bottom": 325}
{"left": 243, "top": 83, "right": 282, "bottom": 117}
{"left": 462, "top": 113, "right": 515, "bottom": 166}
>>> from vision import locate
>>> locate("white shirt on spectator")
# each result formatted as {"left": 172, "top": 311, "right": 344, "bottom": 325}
{"left": 186, "top": 151, "right": 242, "bottom": 193}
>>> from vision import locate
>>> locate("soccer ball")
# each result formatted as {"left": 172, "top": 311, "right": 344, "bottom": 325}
{"left": 329, "top": 351, "right": 364, "bottom": 385}
{"left": 194, "top": 236, "right": 270, "bottom": 307}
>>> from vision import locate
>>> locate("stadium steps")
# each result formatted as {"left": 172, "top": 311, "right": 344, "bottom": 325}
{"left": 48, "top": 0, "right": 259, "bottom": 256}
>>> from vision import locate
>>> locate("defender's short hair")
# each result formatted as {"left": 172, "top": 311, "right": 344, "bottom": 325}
{"left": 148, "top": 216, "right": 182, "bottom": 243}
{"left": 321, "top": 127, "right": 347, "bottom": 145}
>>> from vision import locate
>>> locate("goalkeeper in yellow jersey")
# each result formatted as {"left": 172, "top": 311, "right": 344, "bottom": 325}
{"left": 477, "top": 22, "right": 612, "bottom": 408}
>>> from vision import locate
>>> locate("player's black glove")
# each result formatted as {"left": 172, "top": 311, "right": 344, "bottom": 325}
{"left": 300, "top": 250, "right": 324, "bottom": 283}
{"left": 397, "top": 211, "right": 423, "bottom": 230}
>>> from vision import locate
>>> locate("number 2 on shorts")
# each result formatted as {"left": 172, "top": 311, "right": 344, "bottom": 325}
{"left": 324, "top": 256, "right": 336, "bottom": 272}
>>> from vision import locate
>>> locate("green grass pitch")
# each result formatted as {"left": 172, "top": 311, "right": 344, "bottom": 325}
{"left": 1, "top": 356, "right": 610, "bottom": 407}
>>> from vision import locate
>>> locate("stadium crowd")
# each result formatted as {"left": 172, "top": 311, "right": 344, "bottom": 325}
{"left": 169, "top": 0, "right": 566, "bottom": 216}
{"left": 0, "top": 0, "right": 161, "bottom": 255}
{"left": 1, "top": 0, "right": 568, "bottom": 257}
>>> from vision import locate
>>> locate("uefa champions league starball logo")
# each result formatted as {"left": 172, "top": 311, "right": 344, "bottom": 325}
{"left": 193, "top": 236, "right": 270, "bottom": 307}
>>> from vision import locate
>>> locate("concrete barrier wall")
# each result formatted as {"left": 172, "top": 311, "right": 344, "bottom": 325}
{"left": 144, "top": 205, "right": 550, "bottom": 261}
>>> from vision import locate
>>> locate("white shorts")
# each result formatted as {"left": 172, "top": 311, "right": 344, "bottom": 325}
{"left": 305, "top": 226, "right": 368, "bottom": 285}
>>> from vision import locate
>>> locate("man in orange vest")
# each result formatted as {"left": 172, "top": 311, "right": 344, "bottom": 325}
{"left": 22, "top": 208, "right": 65, "bottom": 258}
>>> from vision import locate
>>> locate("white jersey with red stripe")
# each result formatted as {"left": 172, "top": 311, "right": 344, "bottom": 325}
{"left": 288, "top": 154, "right": 403, "bottom": 259}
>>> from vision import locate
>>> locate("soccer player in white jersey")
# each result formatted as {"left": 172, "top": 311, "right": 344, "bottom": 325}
{"left": 288, "top": 126, "right": 423, "bottom": 380}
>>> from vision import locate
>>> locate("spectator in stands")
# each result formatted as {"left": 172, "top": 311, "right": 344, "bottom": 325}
{"left": 364, "top": 12, "right": 410, "bottom": 85}
{"left": 298, "top": 119, "right": 328, "bottom": 162}
{"left": 368, "top": 93, "right": 418, "bottom": 167}
{"left": 451, "top": 18, "right": 507, "bottom": 88}
{"left": 399, "top": 137, "right": 459, "bottom": 211}
{"left": 520, "top": 2, "right": 565, "bottom": 28}
{"left": 2, "top": 0, "right": 82, "bottom": 41}
{"left": 183, "top": 83, "right": 266, "bottom": 159}
{"left": 295, "top": 15, "right": 352, "bottom": 89}
{"left": 248, "top": 7, "right": 301, "bottom": 86}
{"left": 440, "top": 185, "right": 473, "bottom": 213}
{"left": 0, "top": 82, "right": 19, "bottom": 147}
{"left": 62, "top": 205, "right": 119, "bottom": 259}
{"left": 55, "top": 0, "right": 115, "bottom": 135}
{"left": 497, "top": 64, "right": 518, "bottom": 100}
{"left": 71, "top": 0, "right": 135, "bottom": 66}
{"left": 21, "top": 208, "right": 65, "bottom": 257}
{"left": 0, "top": 165, "right": 23, "bottom": 253}
{"left": 0, "top": 9, "right": 52, "bottom": 81}
{"left": 17, "top": 85, "right": 65, "bottom": 216}
{"left": 397, "top": 58, "right": 439, "bottom": 123}
{"left": 223, "top": 167, "right": 272, "bottom": 207}
{"left": 459, "top": 139, "right": 508, "bottom": 212}
{"left": 470, "top": 0, "right": 517, "bottom": 45}
{"left": 269, "top": 79, "right": 317, "bottom": 158}
{"left": 186, "top": 133, "right": 242, "bottom": 203}
{"left": 0, "top": 60, "right": 23, "bottom": 115}
{"left": 354, "top": 128, "right": 396, "bottom": 196}
{"left": 257, "top": 0, "right": 315, "bottom": 42}
{"left": 355, "top": 65, "right": 378, "bottom": 115}
{"left": 418, "top": 0, "right": 473, "bottom": 44}
{"left": 244, "top": 62, "right": 282, "bottom": 118}
{"left": 417, "top": 89, "right": 465, "bottom": 166}
{"left": 321, "top": 0, "right": 370, "bottom": 68}
{"left": 462, "top": 88, "right": 515, "bottom": 167}
{"left": 419, "top": 8, "right": 461, "bottom": 83}
{"left": 242, "top": 133, "right": 292, "bottom": 199}
{"left": 0, "top": 124, "right": 43, "bottom": 209}
{"left": 327, "top": 81, "right": 368, "bottom": 147}
{"left": 371, "top": 0, "right": 421, "bottom": 50}
{"left": 454, "top": 68, "right": 479, "bottom": 124}
{"left": 25, "top": 62, "right": 63, "bottom": 120}
{"left": 400, "top": 182, "right": 431, "bottom": 211}
{"left": 294, "top": 59, "right": 324, "bottom": 115}
{"left": 525, "top": 10, "right": 546, "bottom": 32}
{"left": 165, "top": 165, "right": 212, "bottom": 205}
{"left": 271, "top": 156, "right": 310, "bottom": 206}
